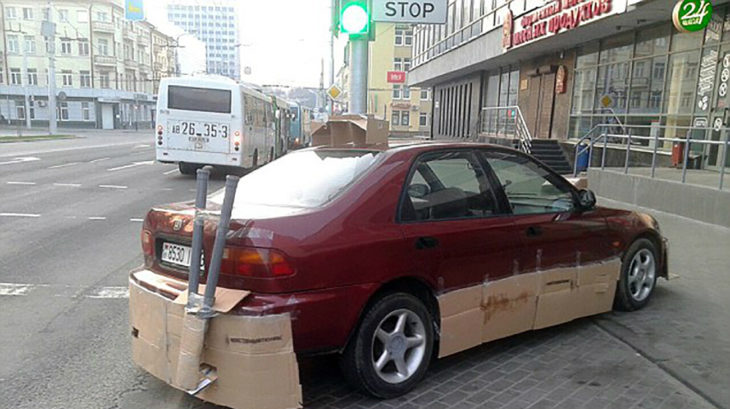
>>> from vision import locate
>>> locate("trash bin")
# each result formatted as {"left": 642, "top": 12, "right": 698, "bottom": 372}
{"left": 671, "top": 142, "right": 684, "bottom": 167}
{"left": 576, "top": 143, "right": 590, "bottom": 172}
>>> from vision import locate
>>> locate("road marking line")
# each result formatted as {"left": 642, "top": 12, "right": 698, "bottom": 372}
{"left": 87, "top": 216, "right": 107, "bottom": 220}
{"left": 48, "top": 162, "right": 79, "bottom": 169}
{"left": 0, "top": 283, "right": 129, "bottom": 299}
{"left": 134, "top": 144, "right": 151, "bottom": 148}
{"left": 86, "top": 286, "right": 129, "bottom": 299}
{"left": 53, "top": 183, "right": 81, "bottom": 187}
{"left": 106, "top": 160, "right": 154, "bottom": 171}
{"left": 0, "top": 157, "right": 40, "bottom": 166}
{"left": 6, "top": 181, "right": 36, "bottom": 185}
{"left": 98, "top": 184, "right": 127, "bottom": 189}
{"left": 89, "top": 157, "right": 111, "bottom": 163}
{"left": 163, "top": 169, "right": 178, "bottom": 175}
{"left": 160, "top": 187, "right": 174, "bottom": 191}
{"left": 0, "top": 213, "right": 41, "bottom": 218}
{"left": 129, "top": 218, "right": 144, "bottom": 222}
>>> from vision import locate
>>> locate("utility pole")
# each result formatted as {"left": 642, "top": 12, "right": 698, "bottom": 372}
{"left": 349, "top": 38, "right": 367, "bottom": 115}
{"left": 329, "top": 0, "right": 336, "bottom": 115}
{"left": 22, "top": 53, "right": 31, "bottom": 129}
{"left": 44, "top": 0, "right": 58, "bottom": 135}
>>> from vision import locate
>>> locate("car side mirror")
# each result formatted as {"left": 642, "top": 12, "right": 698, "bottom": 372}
{"left": 577, "top": 189, "right": 596, "bottom": 210}
{"left": 408, "top": 183, "right": 430, "bottom": 199}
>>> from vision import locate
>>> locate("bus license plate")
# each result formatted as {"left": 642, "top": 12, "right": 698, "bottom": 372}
{"left": 169, "top": 121, "right": 229, "bottom": 138}
{"left": 161, "top": 242, "right": 204, "bottom": 270}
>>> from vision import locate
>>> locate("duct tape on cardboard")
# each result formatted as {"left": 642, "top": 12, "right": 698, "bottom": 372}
{"left": 437, "top": 258, "right": 620, "bottom": 358}
{"left": 129, "top": 271, "right": 302, "bottom": 409}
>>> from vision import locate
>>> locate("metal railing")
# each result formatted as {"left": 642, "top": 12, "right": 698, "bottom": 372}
{"left": 479, "top": 106, "right": 532, "bottom": 153}
{"left": 573, "top": 123, "right": 729, "bottom": 190}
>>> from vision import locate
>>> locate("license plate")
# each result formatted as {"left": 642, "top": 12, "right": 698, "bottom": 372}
{"left": 169, "top": 121, "right": 229, "bottom": 139}
{"left": 161, "top": 242, "right": 204, "bottom": 270}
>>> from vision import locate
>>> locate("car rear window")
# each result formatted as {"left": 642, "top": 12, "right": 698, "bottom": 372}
{"left": 210, "top": 150, "right": 380, "bottom": 208}
{"left": 168, "top": 85, "right": 231, "bottom": 113}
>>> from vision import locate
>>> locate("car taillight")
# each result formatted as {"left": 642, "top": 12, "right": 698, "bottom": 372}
{"left": 221, "top": 247, "right": 295, "bottom": 278}
{"left": 141, "top": 229, "right": 153, "bottom": 256}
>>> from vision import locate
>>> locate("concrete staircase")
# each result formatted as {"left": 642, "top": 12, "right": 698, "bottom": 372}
{"left": 529, "top": 139, "right": 573, "bottom": 175}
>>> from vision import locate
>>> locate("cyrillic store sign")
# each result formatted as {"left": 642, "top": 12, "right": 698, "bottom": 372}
{"left": 503, "top": 0, "right": 615, "bottom": 50}
{"left": 672, "top": 0, "right": 713, "bottom": 33}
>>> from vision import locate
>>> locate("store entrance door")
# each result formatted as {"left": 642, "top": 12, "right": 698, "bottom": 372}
{"left": 526, "top": 67, "right": 557, "bottom": 139}
{"left": 706, "top": 114, "right": 729, "bottom": 171}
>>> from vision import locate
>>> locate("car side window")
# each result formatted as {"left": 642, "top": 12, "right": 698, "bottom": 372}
{"left": 400, "top": 151, "right": 498, "bottom": 222}
{"left": 482, "top": 151, "right": 575, "bottom": 215}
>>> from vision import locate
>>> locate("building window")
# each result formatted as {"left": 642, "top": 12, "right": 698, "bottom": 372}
{"left": 58, "top": 9, "right": 68, "bottom": 21}
{"left": 27, "top": 69, "right": 38, "bottom": 86}
{"left": 78, "top": 39, "right": 90, "bottom": 55}
{"left": 61, "top": 70, "right": 73, "bottom": 86}
{"left": 98, "top": 38, "right": 109, "bottom": 55}
{"left": 8, "top": 35, "right": 19, "bottom": 53}
{"left": 99, "top": 72, "right": 110, "bottom": 88}
{"left": 10, "top": 68, "right": 21, "bottom": 85}
{"left": 81, "top": 102, "right": 91, "bottom": 120}
{"left": 61, "top": 39, "right": 72, "bottom": 54}
{"left": 28, "top": 101, "right": 36, "bottom": 119}
{"left": 17, "top": 104, "right": 25, "bottom": 120}
{"left": 393, "top": 84, "right": 402, "bottom": 99}
{"left": 96, "top": 11, "right": 108, "bottom": 21}
{"left": 420, "top": 89, "right": 430, "bottom": 100}
{"left": 43, "top": 7, "right": 49, "bottom": 21}
{"left": 6, "top": 7, "right": 17, "bottom": 19}
{"left": 419, "top": 112, "right": 429, "bottom": 127}
{"left": 77, "top": 10, "right": 88, "bottom": 23}
{"left": 80, "top": 71, "right": 91, "bottom": 87}
{"left": 58, "top": 102, "right": 69, "bottom": 120}
{"left": 401, "top": 111, "right": 410, "bottom": 126}
{"left": 391, "top": 111, "right": 400, "bottom": 126}
{"left": 403, "top": 87, "right": 411, "bottom": 100}
{"left": 24, "top": 35, "right": 36, "bottom": 54}
{"left": 22, "top": 7, "right": 33, "bottom": 20}
{"left": 395, "top": 25, "right": 413, "bottom": 46}
{"left": 394, "top": 57, "right": 402, "bottom": 71}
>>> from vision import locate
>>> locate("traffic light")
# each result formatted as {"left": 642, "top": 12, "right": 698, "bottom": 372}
{"left": 339, "top": 0, "right": 370, "bottom": 37}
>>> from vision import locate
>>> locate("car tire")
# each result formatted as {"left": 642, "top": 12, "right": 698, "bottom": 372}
{"left": 341, "top": 293, "right": 434, "bottom": 399}
{"left": 614, "top": 238, "right": 659, "bottom": 311}
{"left": 178, "top": 162, "right": 198, "bottom": 175}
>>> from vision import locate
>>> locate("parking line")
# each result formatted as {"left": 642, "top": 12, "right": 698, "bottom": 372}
{"left": 53, "top": 183, "right": 82, "bottom": 187}
{"left": 0, "top": 213, "right": 41, "bottom": 218}
{"left": 86, "top": 286, "right": 129, "bottom": 299}
{"left": 89, "top": 157, "right": 111, "bottom": 163}
{"left": 6, "top": 181, "right": 36, "bottom": 185}
{"left": 129, "top": 218, "right": 144, "bottom": 222}
{"left": 87, "top": 216, "right": 107, "bottom": 220}
{"left": 98, "top": 184, "right": 127, "bottom": 189}
{"left": 163, "top": 169, "right": 178, "bottom": 175}
{"left": 48, "top": 162, "right": 79, "bottom": 169}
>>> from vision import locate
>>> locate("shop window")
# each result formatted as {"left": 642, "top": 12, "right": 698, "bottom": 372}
{"left": 576, "top": 42, "right": 599, "bottom": 68}
{"left": 670, "top": 29, "right": 703, "bottom": 52}
{"left": 508, "top": 68, "right": 519, "bottom": 106}
{"left": 663, "top": 51, "right": 700, "bottom": 115}
{"left": 599, "top": 32, "right": 633, "bottom": 64}
{"left": 629, "top": 57, "right": 665, "bottom": 115}
{"left": 635, "top": 24, "right": 669, "bottom": 58}
{"left": 571, "top": 68, "right": 597, "bottom": 115}
{"left": 595, "top": 62, "right": 629, "bottom": 113}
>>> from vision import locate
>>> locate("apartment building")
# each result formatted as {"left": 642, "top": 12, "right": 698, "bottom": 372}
{"left": 0, "top": 0, "right": 176, "bottom": 129}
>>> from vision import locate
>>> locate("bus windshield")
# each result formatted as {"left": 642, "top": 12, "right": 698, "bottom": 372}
{"left": 168, "top": 85, "right": 231, "bottom": 113}
{"left": 210, "top": 150, "right": 380, "bottom": 208}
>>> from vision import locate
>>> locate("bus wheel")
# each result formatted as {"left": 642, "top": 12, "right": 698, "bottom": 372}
{"left": 178, "top": 162, "right": 197, "bottom": 175}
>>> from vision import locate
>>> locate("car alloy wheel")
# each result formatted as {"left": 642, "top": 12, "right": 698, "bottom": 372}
{"left": 627, "top": 248, "right": 656, "bottom": 302}
{"left": 371, "top": 309, "right": 427, "bottom": 384}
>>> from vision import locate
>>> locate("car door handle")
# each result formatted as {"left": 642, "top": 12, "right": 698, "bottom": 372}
{"left": 415, "top": 236, "right": 439, "bottom": 250}
{"left": 526, "top": 226, "right": 543, "bottom": 237}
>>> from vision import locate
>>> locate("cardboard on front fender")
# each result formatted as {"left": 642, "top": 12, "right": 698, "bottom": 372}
{"left": 128, "top": 271, "right": 302, "bottom": 409}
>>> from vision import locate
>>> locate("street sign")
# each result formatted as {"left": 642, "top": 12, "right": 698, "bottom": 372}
{"left": 373, "top": 0, "right": 447, "bottom": 24}
{"left": 327, "top": 84, "right": 343, "bottom": 100}
{"left": 125, "top": 0, "right": 145, "bottom": 21}
{"left": 387, "top": 71, "right": 406, "bottom": 83}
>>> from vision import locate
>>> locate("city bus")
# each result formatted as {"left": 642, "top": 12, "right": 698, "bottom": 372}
{"left": 155, "top": 76, "right": 276, "bottom": 175}
{"left": 288, "top": 101, "right": 312, "bottom": 149}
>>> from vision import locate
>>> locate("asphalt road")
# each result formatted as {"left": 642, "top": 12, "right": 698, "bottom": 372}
{"left": 0, "top": 132, "right": 727, "bottom": 409}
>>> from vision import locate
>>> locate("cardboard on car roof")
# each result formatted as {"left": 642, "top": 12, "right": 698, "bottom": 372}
{"left": 311, "top": 114, "right": 389, "bottom": 147}
{"left": 129, "top": 269, "right": 302, "bottom": 409}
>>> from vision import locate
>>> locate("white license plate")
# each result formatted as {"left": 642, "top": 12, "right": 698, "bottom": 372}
{"left": 161, "top": 242, "right": 204, "bottom": 270}
{"left": 169, "top": 121, "right": 229, "bottom": 139}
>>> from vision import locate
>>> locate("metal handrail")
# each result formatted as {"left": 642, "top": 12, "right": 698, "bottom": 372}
{"left": 479, "top": 106, "right": 532, "bottom": 153}
{"left": 574, "top": 130, "right": 728, "bottom": 190}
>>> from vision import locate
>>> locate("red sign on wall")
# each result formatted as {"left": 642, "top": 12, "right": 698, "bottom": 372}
{"left": 387, "top": 71, "right": 406, "bottom": 83}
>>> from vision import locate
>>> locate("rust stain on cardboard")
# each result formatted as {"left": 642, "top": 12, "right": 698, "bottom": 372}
{"left": 480, "top": 291, "right": 531, "bottom": 322}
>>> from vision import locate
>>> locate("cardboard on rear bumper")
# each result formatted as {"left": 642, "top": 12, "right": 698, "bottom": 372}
{"left": 128, "top": 269, "right": 302, "bottom": 409}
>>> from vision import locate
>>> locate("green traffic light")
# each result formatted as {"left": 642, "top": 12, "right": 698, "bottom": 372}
{"left": 340, "top": 3, "right": 369, "bottom": 34}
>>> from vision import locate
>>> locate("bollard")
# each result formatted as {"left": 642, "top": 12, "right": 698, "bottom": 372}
{"left": 187, "top": 168, "right": 209, "bottom": 303}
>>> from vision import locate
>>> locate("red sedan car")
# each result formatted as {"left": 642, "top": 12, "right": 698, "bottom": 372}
{"left": 137, "top": 143, "right": 667, "bottom": 399}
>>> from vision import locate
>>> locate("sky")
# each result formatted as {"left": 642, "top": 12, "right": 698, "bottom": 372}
{"left": 145, "top": 0, "right": 345, "bottom": 89}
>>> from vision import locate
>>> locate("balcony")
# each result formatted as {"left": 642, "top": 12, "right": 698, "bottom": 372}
{"left": 122, "top": 28, "right": 134, "bottom": 40}
{"left": 139, "top": 62, "right": 151, "bottom": 72}
{"left": 92, "top": 21, "right": 114, "bottom": 33}
{"left": 93, "top": 55, "right": 116, "bottom": 66}
{"left": 124, "top": 58, "right": 138, "bottom": 68}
